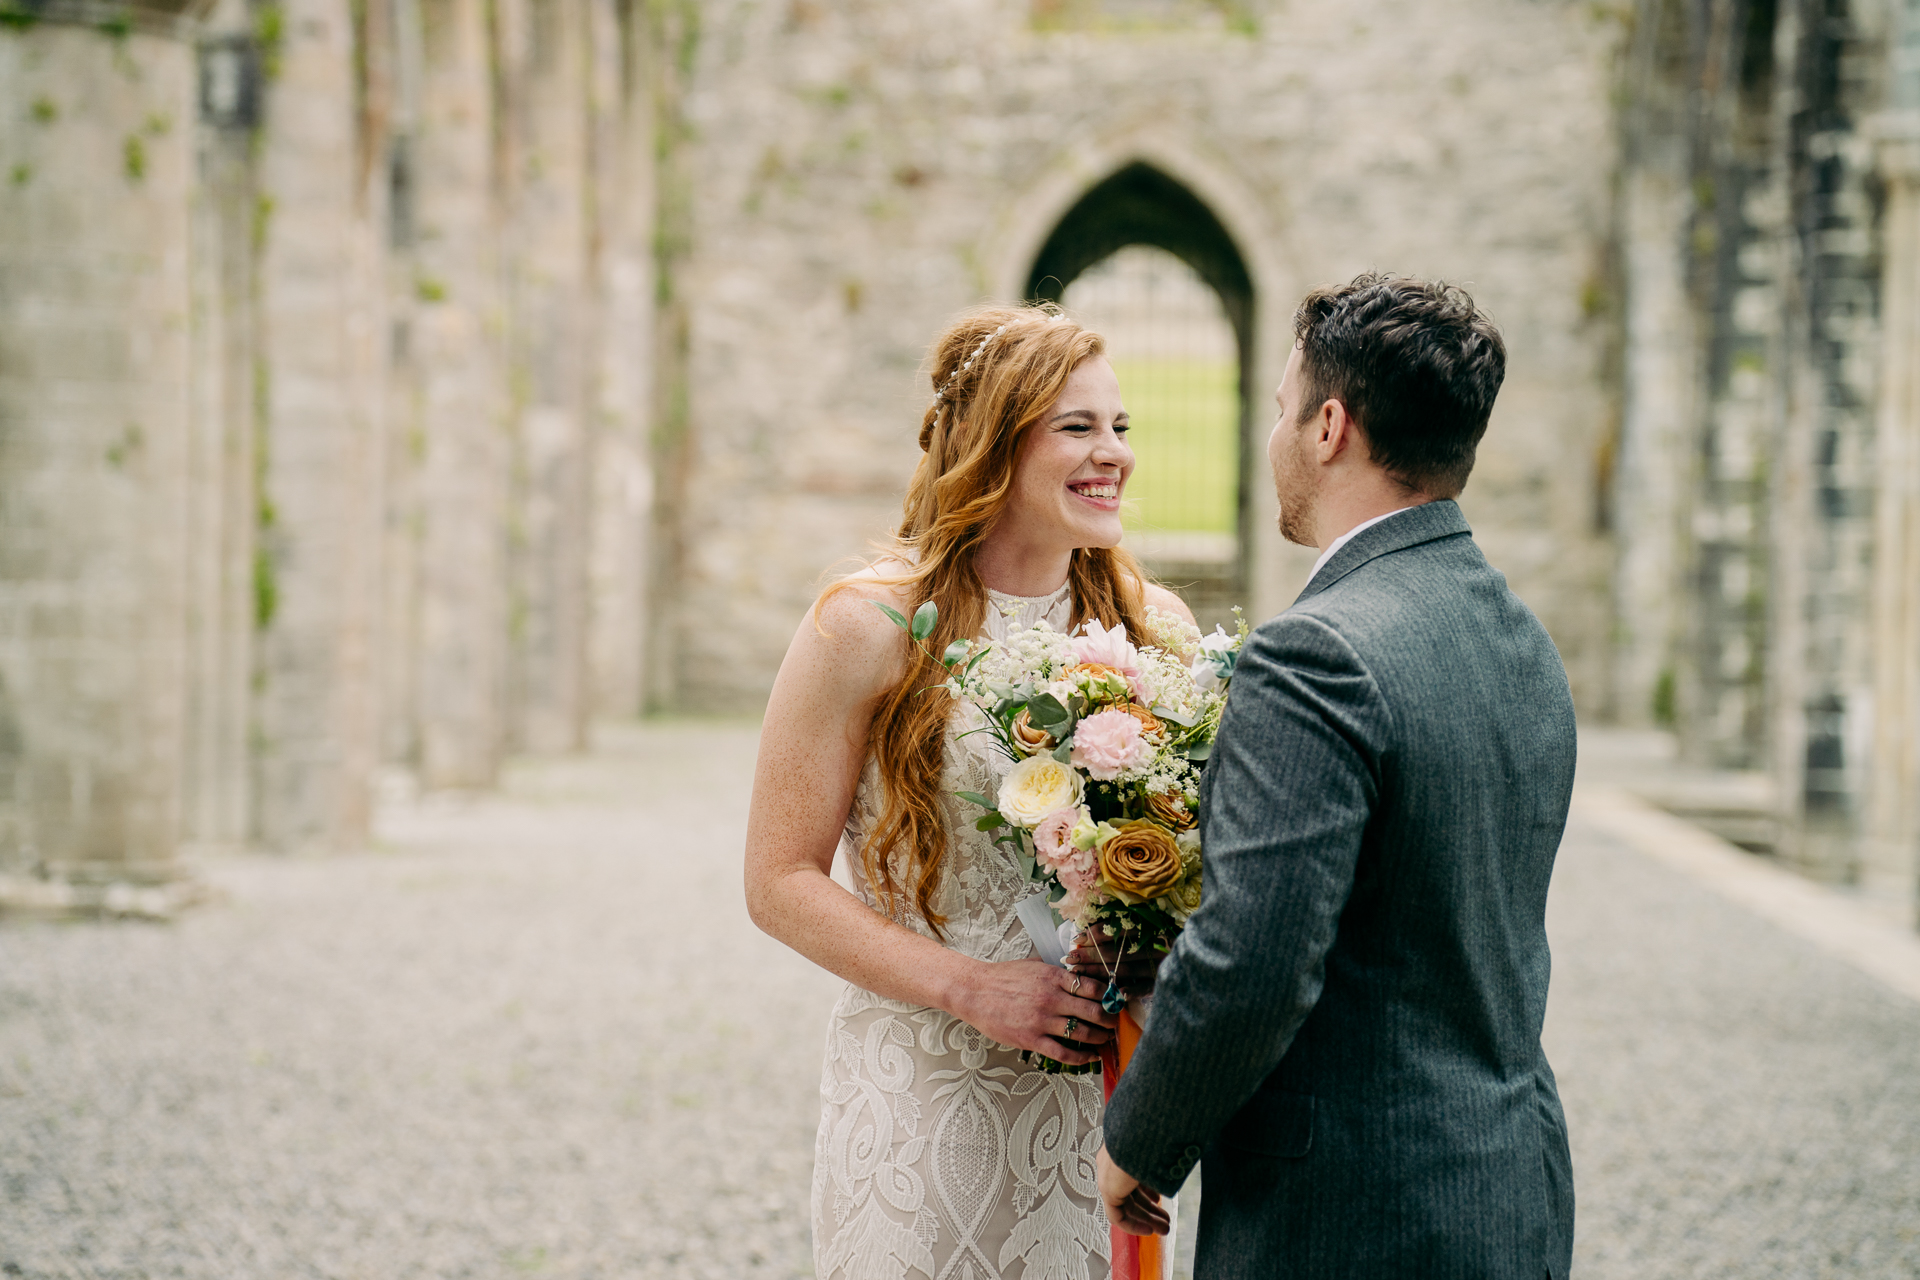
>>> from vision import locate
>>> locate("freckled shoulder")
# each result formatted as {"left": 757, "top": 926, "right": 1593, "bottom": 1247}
{"left": 1142, "top": 581, "right": 1198, "bottom": 627}
{"left": 802, "top": 562, "right": 918, "bottom": 698}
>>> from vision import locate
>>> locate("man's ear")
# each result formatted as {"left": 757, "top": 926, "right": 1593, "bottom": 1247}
{"left": 1315, "top": 399, "right": 1351, "bottom": 463}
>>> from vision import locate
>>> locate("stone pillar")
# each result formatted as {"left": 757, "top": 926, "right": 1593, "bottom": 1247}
{"left": 410, "top": 0, "right": 508, "bottom": 787}
{"left": 1869, "top": 115, "right": 1920, "bottom": 927}
{"left": 182, "top": 0, "right": 260, "bottom": 855}
{"left": 250, "top": 0, "right": 388, "bottom": 850}
{"left": 1612, "top": 159, "right": 1697, "bottom": 728}
{"left": 0, "top": 5, "right": 199, "bottom": 896}
{"left": 585, "top": 0, "right": 653, "bottom": 721}
{"left": 503, "top": 0, "right": 592, "bottom": 753}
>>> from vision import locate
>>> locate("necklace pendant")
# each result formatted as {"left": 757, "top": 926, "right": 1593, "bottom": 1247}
{"left": 1100, "top": 978, "right": 1128, "bottom": 1014}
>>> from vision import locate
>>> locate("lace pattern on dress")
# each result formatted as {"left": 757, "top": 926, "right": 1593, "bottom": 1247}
{"left": 812, "top": 583, "right": 1111, "bottom": 1280}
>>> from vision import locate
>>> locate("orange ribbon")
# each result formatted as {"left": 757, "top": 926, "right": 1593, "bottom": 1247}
{"left": 1101, "top": 1008, "right": 1165, "bottom": 1280}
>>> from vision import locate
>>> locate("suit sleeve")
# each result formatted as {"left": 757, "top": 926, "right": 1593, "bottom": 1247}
{"left": 1102, "top": 612, "right": 1390, "bottom": 1194}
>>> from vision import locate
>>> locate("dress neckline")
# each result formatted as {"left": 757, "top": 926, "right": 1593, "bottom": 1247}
{"left": 983, "top": 581, "right": 1072, "bottom": 606}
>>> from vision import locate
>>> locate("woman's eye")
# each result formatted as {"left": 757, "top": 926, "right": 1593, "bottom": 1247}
{"left": 1114, "top": 424, "right": 1130, "bottom": 435}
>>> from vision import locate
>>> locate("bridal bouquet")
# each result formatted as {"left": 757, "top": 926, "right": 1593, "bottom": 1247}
{"left": 878, "top": 596, "right": 1246, "bottom": 1014}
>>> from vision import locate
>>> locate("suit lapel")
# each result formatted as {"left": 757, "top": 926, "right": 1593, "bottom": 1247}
{"left": 1292, "top": 499, "right": 1473, "bottom": 604}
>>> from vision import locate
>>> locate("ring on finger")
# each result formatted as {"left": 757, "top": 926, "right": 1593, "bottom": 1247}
{"left": 1064, "top": 1015, "right": 1079, "bottom": 1037}
{"left": 1070, "top": 973, "right": 1084, "bottom": 997}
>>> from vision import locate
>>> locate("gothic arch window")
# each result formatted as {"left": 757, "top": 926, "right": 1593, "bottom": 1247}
{"left": 1029, "top": 162, "right": 1253, "bottom": 628}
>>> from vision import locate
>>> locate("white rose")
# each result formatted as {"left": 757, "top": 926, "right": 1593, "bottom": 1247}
{"left": 997, "top": 754, "right": 1085, "bottom": 827}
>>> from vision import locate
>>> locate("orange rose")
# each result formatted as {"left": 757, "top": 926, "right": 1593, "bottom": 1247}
{"left": 1098, "top": 819, "right": 1185, "bottom": 901}
{"left": 1010, "top": 708, "right": 1056, "bottom": 756}
{"left": 1119, "top": 703, "right": 1164, "bottom": 741}
{"left": 1144, "top": 789, "right": 1197, "bottom": 831}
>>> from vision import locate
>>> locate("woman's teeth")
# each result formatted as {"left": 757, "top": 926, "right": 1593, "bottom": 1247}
{"left": 1072, "top": 483, "right": 1118, "bottom": 499}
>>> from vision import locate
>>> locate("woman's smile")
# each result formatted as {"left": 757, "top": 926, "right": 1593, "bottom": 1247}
{"left": 1068, "top": 477, "right": 1123, "bottom": 509}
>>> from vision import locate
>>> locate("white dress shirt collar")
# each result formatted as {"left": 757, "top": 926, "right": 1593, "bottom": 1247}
{"left": 1309, "top": 506, "right": 1419, "bottom": 581}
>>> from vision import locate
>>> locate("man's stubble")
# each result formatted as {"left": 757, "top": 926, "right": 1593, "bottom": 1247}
{"left": 1274, "top": 418, "right": 1317, "bottom": 549}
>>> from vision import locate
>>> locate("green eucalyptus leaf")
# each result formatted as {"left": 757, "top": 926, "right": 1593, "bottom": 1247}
{"left": 955, "top": 790, "right": 995, "bottom": 809}
{"left": 1027, "top": 693, "right": 1069, "bottom": 731}
{"left": 941, "top": 638, "right": 972, "bottom": 667}
{"left": 1152, "top": 704, "right": 1199, "bottom": 728}
{"left": 870, "top": 601, "right": 910, "bottom": 631}
{"left": 976, "top": 811, "right": 1008, "bottom": 831}
{"left": 910, "top": 600, "right": 938, "bottom": 641}
{"left": 1051, "top": 740, "right": 1074, "bottom": 764}
{"left": 1184, "top": 742, "right": 1213, "bottom": 762}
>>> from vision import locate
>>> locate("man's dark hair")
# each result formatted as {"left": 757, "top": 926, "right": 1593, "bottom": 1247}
{"left": 1292, "top": 273, "right": 1506, "bottom": 497}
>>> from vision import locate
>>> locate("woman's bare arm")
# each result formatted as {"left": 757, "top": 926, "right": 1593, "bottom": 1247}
{"left": 744, "top": 578, "right": 1115, "bottom": 1062}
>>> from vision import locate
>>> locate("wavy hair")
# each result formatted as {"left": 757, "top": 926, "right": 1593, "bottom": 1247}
{"left": 821, "top": 304, "right": 1155, "bottom": 937}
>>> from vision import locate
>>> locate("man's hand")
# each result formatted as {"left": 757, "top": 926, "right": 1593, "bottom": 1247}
{"left": 1096, "top": 1144, "right": 1170, "bottom": 1237}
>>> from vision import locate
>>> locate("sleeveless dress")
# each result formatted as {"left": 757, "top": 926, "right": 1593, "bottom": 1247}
{"left": 811, "top": 582, "right": 1111, "bottom": 1280}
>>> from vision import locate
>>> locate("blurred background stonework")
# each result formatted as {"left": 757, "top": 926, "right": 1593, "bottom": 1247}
{"left": 0, "top": 0, "right": 1915, "bottom": 919}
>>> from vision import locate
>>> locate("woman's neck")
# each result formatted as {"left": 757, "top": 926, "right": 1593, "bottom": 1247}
{"left": 972, "top": 531, "right": 1073, "bottom": 598}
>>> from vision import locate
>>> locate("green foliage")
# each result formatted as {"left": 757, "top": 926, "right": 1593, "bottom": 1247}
{"left": 104, "top": 424, "right": 142, "bottom": 468}
{"left": 414, "top": 276, "right": 447, "bottom": 303}
{"left": 122, "top": 134, "right": 145, "bottom": 181}
{"left": 254, "top": 2, "right": 285, "bottom": 80}
{"left": 1109, "top": 357, "right": 1239, "bottom": 535}
{"left": 29, "top": 97, "right": 56, "bottom": 124}
{"left": 251, "top": 194, "right": 275, "bottom": 252}
{"left": 1652, "top": 668, "right": 1676, "bottom": 728}
{"left": 96, "top": 9, "right": 131, "bottom": 38}
{"left": 0, "top": 6, "right": 42, "bottom": 29}
{"left": 253, "top": 546, "right": 278, "bottom": 629}
{"left": 8, "top": 163, "right": 28, "bottom": 187}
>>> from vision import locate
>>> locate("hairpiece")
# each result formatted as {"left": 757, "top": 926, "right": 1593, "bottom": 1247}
{"left": 932, "top": 323, "right": 1009, "bottom": 404}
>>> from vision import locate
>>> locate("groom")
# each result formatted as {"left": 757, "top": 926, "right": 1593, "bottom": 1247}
{"left": 1096, "top": 275, "right": 1577, "bottom": 1279}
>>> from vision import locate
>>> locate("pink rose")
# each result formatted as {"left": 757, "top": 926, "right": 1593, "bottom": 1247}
{"left": 1070, "top": 708, "right": 1152, "bottom": 780}
{"left": 1032, "top": 807, "right": 1080, "bottom": 869}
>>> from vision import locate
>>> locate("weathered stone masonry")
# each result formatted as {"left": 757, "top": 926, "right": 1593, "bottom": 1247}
{"left": 0, "top": 0, "right": 1914, "bottom": 923}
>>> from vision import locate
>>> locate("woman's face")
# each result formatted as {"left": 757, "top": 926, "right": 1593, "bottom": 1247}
{"left": 1004, "top": 355, "right": 1134, "bottom": 551}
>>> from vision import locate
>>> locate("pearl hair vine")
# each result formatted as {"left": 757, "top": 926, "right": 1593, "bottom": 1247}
{"left": 932, "top": 323, "right": 1009, "bottom": 404}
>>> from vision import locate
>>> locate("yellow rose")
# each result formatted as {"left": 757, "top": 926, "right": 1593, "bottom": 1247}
{"left": 997, "top": 754, "right": 1084, "bottom": 827}
{"left": 1009, "top": 708, "right": 1057, "bottom": 758}
{"left": 1098, "top": 819, "right": 1185, "bottom": 902}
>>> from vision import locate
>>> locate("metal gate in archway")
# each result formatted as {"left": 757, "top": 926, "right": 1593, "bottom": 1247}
{"left": 1029, "top": 163, "right": 1253, "bottom": 631}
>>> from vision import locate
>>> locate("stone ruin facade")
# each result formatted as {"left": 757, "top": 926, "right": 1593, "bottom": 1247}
{"left": 0, "top": 0, "right": 1913, "bottom": 921}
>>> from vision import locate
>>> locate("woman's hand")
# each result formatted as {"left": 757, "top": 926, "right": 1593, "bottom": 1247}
{"left": 948, "top": 958, "right": 1119, "bottom": 1066}
{"left": 1066, "top": 925, "right": 1168, "bottom": 997}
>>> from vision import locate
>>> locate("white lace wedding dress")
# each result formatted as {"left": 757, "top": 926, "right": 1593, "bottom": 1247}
{"left": 811, "top": 582, "right": 1110, "bottom": 1280}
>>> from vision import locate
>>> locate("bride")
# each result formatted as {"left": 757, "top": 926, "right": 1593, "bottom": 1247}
{"left": 745, "top": 305, "right": 1195, "bottom": 1279}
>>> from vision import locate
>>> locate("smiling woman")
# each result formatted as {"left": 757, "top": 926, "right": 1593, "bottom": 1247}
{"left": 744, "top": 305, "right": 1195, "bottom": 1280}
{"left": 1063, "top": 247, "right": 1242, "bottom": 628}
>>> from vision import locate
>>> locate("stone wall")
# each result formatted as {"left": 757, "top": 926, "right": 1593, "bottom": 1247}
{"left": 0, "top": 18, "right": 198, "bottom": 885}
{"left": 3, "top": 0, "right": 1914, "bottom": 923}
{"left": 1611, "top": 0, "right": 1920, "bottom": 913}
{"left": 656, "top": 0, "right": 1624, "bottom": 715}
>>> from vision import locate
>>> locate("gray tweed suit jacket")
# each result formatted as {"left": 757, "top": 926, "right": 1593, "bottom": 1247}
{"left": 1103, "top": 499, "right": 1577, "bottom": 1280}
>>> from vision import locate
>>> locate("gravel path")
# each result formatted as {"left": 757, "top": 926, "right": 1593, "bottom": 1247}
{"left": 2, "top": 721, "right": 1915, "bottom": 1278}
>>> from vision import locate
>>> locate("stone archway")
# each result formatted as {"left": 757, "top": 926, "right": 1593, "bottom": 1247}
{"left": 1023, "top": 162, "right": 1258, "bottom": 627}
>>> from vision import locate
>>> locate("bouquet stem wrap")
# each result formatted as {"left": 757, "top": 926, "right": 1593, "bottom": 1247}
{"left": 1101, "top": 1008, "right": 1166, "bottom": 1280}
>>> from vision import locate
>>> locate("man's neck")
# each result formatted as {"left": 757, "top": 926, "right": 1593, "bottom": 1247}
{"left": 1311, "top": 481, "right": 1434, "bottom": 552}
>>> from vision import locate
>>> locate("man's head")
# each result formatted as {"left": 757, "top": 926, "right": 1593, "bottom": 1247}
{"left": 1268, "top": 273, "right": 1506, "bottom": 546}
